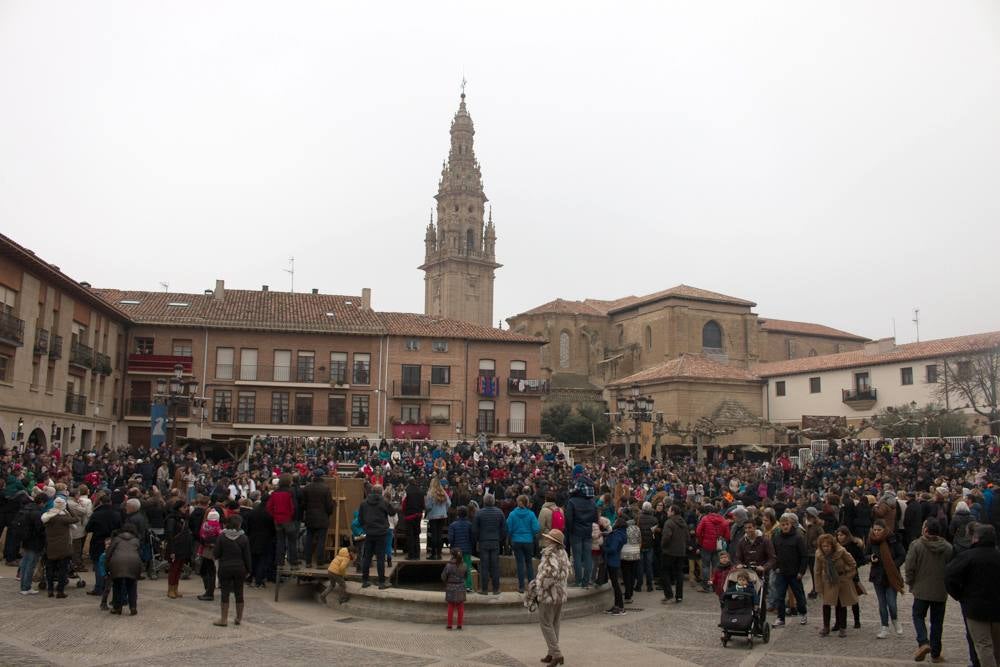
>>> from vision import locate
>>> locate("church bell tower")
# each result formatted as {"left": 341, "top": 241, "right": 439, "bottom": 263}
{"left": 419, "top": 88, "right": 500, "bottom": 327}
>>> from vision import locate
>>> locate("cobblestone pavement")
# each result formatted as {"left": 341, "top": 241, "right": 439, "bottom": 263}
{"left": 0, "top": 563, "right": 975, "bottom": 666}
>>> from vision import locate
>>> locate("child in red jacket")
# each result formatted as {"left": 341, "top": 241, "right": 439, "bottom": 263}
{"left": 711, "top": 551, "right": 734, "bottom": 601}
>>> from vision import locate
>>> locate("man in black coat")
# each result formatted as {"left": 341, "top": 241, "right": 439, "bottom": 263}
{"left": 945, "top": 524, "right": 1000, "bottom": 667}
{"left": 86, "top": 495, "right": 122, "bottom": 594}
{"left": 771, "top": 513, "right": 810, "bottom": 627}
{"left": 357, "top": 484, "right": 396, "bottom": 589}
{"left": 401, "top": 478, "right": 425, "bottom": 560}
{"left": 472, "top": 493, "right": 506, "bottom": 595}
{"left": 245, "top": 492, "right": 276, "bottom": 588}
{"left": 301, "top": 471, "right": 334, "bottom": 568}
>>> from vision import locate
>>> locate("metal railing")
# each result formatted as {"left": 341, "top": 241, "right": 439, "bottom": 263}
{"left": 70, "top": 341, "right": 94, "bottom": 368}
{"left": 49, "top": 335, "right": 63, "bottom": 360}
{"left": 127, "top": 398, "right": 189, "bottom": 418}
{"left": 508, "top": 418, "right": 526, "bottom": 435}
{"left": 476, "top": 375, "right": 501, "bottom": 397}
{"left": 228, "top": 363, "right": 352, "bottom": 385}
{"left": 34, "top": 328, "right": 49, "bottom": 355}
{"left": 392, "top": 380, "right": 431, "bottom": 398}
{"left": 842, "top": 388, "right": 877, "bottom": 402}
{"left": 95, "top": 352, "right": 112, "bottom": 375}
{"left": 507, "top": 377, "right": 549, "bottom": 395}
{"left": 0, "top": 311, "right": 25, "bottom": 346}
{"left": 476, "top": 415, "right": 497, "bottom": 434}
{"left": 226, "top": 406, "right": 347, "bottom": 427}
{"left": 65, "top": 393, "right": 87, "bottom": 415}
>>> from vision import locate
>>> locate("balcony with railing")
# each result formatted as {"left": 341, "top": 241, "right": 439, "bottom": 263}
{"left": 230, "top": 363, "right": 344, "bottom": 384}
{"left": 34, "top": 328, "right": 49, "bottom": 355}
{"left": 476, "top": 415, "right": 498, "bottom": 434}
{"left": 49, "top": 335, "right": 63, "bottom": 360}
{"left": 0, "top": 311, "right": 25, "bottom": 347}
{"left": 842, "top": 388, "right": 877, "bottom": 410}
{"left": 69, "top": 341, "right": 94, "bottom": 369}
{"left": 126, "top": 398, "right": 190, "bottom": 418}
{"left": 65, "top": 393, "right": 87, "bottom": 415}
{"left": 391, "top": 380, "right": 431, "bottom": 399}
{"left": 221, "top": 406, "right": 348, "bottom": 428}
{"left": 508, "top": 418, "right": 529, "bottom": 435}
{"left": 507, "top": 377, "right": 549, "bottom": 395}
{"left": 95, "top": 352, "right": 112, "bottom": 375}
{"left": 128, "top": 354, "right": 193, "bottom": 374}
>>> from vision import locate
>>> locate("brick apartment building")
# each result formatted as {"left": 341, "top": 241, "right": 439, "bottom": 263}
{"left": 0, "top": 232, "right": 545, "bottom": 452}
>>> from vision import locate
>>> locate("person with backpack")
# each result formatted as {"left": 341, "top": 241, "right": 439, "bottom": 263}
{"left": 620, "top": 511, "right": 642, "bottom": 604}
{"left": 538, "top": 492, "right": 563, "bottom": 534}
{"left": 637, "top": 502, "right": 657, "bottom": 593}
{"left": 564, "top": 476, "right": 597, "bottom": 589}
{"left": 15, "top": 493, "right": 45, "bottom": 595}
{"left": 659, "top": 503, "right": 688, "bottom": 604}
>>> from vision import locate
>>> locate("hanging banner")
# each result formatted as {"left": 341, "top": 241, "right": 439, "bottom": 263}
{"left": 150, "top": 402, "right": 167, "bottom": 449}
{"left": 639, "top": 421, "right": 654, "bottom": 460}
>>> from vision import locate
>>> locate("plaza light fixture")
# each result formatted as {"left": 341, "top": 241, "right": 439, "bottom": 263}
{"left": 155, "top": 363, "right": 207, "bottom": 447}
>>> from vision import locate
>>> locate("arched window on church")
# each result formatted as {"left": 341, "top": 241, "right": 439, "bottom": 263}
{"left": 644, "top": 325, "right": 652, "bottom": 351}
{"left": 466, "top": 228, "right": 475, "bottom": 251}
{"left": 559, "top": 331, "right": 570, "bottom": 368}
{"left": 702, "top": 320, "right": 723, "bottom": 351}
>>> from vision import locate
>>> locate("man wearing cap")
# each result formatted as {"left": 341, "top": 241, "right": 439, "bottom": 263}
{"left": 531, "top": 528, "right": 571, "bottom": 666}
{"left": 301, "top": 470, "right": 334, "bottom": 569}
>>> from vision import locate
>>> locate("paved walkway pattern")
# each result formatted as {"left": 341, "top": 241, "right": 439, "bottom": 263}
{"left": 0, "top": 563, "right": 974, "bottom": 666}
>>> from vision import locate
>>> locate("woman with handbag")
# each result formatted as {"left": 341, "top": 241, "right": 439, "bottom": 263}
{"left": 197, "top": 510, "right": 222, "bottom": 601}
{"left": 529, "top": 529, "right": 570, "bottom": 666}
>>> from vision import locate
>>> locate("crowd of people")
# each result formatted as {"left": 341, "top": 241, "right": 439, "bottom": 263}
{"left": 1, "top": 432, "right": 999, "bottom": 665}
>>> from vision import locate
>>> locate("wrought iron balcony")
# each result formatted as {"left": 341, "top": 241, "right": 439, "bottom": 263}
{"left": 0, "top": 311, "right": 25, "bottom": 347}
{"left": 507, "top": 377, "right": 549, "bottom": 395}
{"left": 95, "top": 352, "right": 112, "bottom": 375}
{"left": 65, "top": 393, "right": 87, "bottom": 415}
{"left": 69, "top": 341, "right": 94, "bottom": 369}
{"left": 391, "top": 380, "right": 431, "bottom": 399}
{"left": 49, "top": 335, "right": 63, "bottom": 360}
{"left": 34, "top": 328, "right": 49, "bottom": 355}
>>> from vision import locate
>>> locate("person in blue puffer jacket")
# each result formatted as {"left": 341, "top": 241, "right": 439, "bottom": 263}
{"left": 506, "top": 495, "right": 541, "bottom": 593}
{"left": 448, "top": 506, "right": 475, "bottom": 591}
{"left": 603, "top": 517, "right": 628, "bottom": 615}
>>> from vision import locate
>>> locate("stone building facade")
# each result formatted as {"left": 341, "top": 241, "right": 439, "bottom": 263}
{"left": 507, "top": 285, "right": 869, "bottom": 418}
{"left": 420, "top": 92, "right": 500, "bottom": 327}
{"left": 0, "top": 233, "right": 129, "bottom": 451}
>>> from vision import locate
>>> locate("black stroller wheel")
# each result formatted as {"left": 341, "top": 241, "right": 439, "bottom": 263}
{"left": 762, "top": 622, "right": 771, "bottom": 644}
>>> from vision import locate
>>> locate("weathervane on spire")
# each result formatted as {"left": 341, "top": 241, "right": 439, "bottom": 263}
{"left": 460, "top": 76, "right": 467, "bottom": 98}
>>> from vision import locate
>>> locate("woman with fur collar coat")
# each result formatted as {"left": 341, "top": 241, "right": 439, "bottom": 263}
{"left": 529, "top": 529, "right": 571, "bottom": 665}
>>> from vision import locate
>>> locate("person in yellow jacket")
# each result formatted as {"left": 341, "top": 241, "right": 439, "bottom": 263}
{"left": 320, "top": 547, "right": 354, "bottom": 604}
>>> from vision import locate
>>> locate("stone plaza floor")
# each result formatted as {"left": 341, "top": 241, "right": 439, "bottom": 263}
{"left": 0, "top": 562, "right": 975, "bottom": 666}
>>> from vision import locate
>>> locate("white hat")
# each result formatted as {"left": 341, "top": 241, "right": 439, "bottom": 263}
{"left": 207, "top": 510, "right": 220, "bottom": 522}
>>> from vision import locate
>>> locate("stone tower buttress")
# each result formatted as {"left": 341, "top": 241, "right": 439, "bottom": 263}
{"left": 419, "top": 91, "right": 501, "bottom": 327}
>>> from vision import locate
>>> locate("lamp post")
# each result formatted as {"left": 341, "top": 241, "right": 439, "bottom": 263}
{"left": 610, "top": 383, "right": 655, "bottom": 459}
{"left": 155, "top": 363, "right": 207, "bottom": 448}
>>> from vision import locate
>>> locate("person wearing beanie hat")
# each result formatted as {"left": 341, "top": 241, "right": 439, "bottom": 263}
{"left": 531, "top": 529, "right": 571, "bottom": 665}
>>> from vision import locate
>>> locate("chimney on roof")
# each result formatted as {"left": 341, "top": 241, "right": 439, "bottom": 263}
{"left": 262, "top": 285, "right": 269, "bottom": 292}
{"left": 311, "top": 288, "right": 319, "bottom": 294}
{"left": 864, "top": 337, "right": 896, "bottom": 355}
{"left": 214, "top": 279, "right": 225, "bottom": 301}
{"left": 204, "top": 289, "right": 212, "bottom": 295}
{"left": 361, "top": 287, "right": 371, "bottom": 309}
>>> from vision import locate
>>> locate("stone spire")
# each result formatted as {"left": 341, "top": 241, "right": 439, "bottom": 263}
{"left": 419, "top": 88, "right": 501, "bottom": 327}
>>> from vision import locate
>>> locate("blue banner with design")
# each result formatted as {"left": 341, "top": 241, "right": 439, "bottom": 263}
{"left": 150, "top": 402, "right": 167, "bottom": 449}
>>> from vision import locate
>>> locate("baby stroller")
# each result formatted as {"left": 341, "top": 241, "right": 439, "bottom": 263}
{"left": 719, "top": 568, "right": 770, "bottom": 648}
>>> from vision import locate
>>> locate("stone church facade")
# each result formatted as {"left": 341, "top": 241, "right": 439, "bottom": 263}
{"left": 420, "top": 92, "right": 500, "bottom": 328}
{"left": 507, "top": 286, "right": 869, "bottom": 439}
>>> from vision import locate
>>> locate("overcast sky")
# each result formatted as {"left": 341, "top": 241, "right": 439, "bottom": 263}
{"left": 2, "top": 1, "right": 998, "bottom": 344}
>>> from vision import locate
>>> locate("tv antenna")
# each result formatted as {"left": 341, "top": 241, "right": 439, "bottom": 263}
{"left": 912, "top": 307, "right": 920, "bottom": 342}
{"left": 284, "top": 257, "right": 295, "bottom": 293}
{"left": 159, "top": 282, "right": 169, "bottom": 292}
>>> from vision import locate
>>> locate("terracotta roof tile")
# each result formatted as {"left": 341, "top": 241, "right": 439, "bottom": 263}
{"left": 758, "top": 317, "right": 868, "bottom": 341}
{"left": 608, "top": 354, "right": 761, "bottom": 387}
{"left": 608, "top": 284, "right": 756, "bottom": 313}
{"left": 754, "top": 331, "right": 1000, "bottom": 377}
{"left": 93, "top": 288, "right": 385, "bottom": 335}
{"left": 513, "top": 298, "right": 607, "bottom": 318}
{"left": 378, "top": 312, "right": 544, "bottom": 343}
{"left": 0, "top": 233, "right": 131, "bottom": 321}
